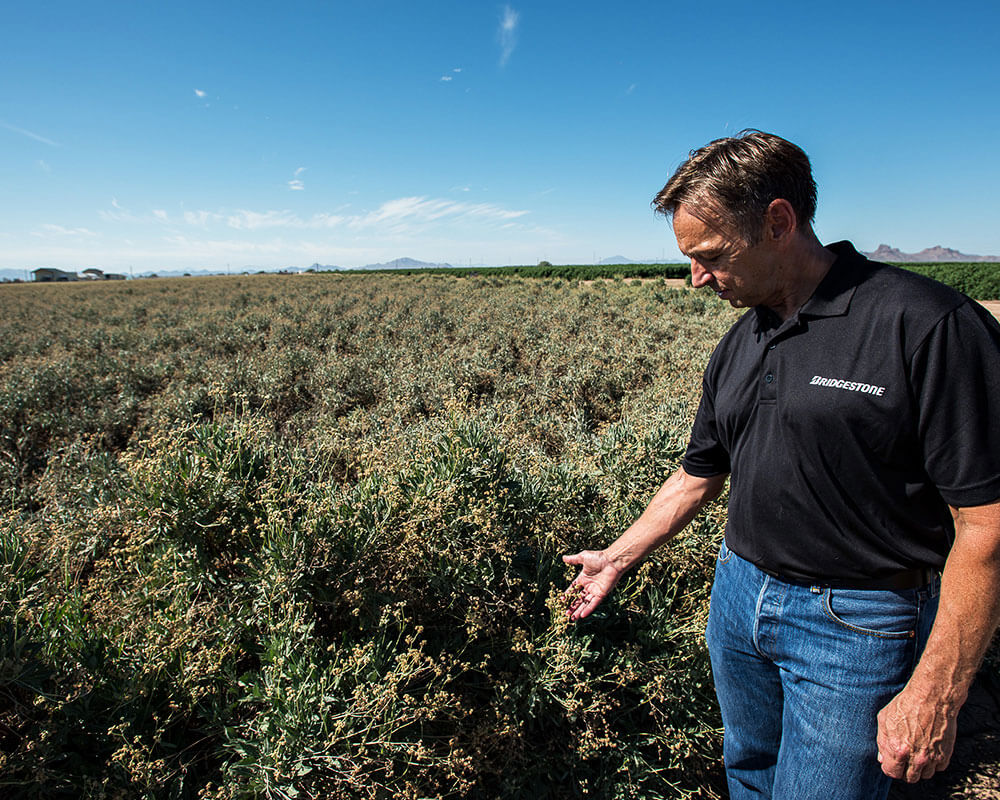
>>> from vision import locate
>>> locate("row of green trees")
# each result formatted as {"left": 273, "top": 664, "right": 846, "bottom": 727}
{"left": 329, "top": 263, "right": 692, "bottom": 281}
{"left": 327, "top": 262, "right": 1000, "bottom": 300}
{"left": 900, "top": 263, "right": 1000, "bottom": 300}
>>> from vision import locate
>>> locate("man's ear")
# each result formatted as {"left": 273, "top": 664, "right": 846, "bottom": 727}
{"left": 765, "top": 198, "right": 797, "bottom": 242}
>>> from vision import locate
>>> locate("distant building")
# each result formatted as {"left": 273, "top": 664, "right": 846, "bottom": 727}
{"left": 32, "top": 268, "right": 79, "bottom": 282}
{"left": 31, "top": 267, "right": 128, "bottom": 282}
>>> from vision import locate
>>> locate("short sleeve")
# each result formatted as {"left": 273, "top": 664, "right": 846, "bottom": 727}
{"left": 910, "top": 300, "right": 1000, "bottom": 507}
{"left": 681, "top": 377, "right": 731, "bottom": 477}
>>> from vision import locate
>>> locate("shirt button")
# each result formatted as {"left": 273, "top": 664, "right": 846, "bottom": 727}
{"left": 764, "top": 373, "right": 774, "bottom": 384}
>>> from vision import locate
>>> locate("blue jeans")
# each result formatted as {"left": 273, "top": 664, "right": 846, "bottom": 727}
{"left": 705, "top": 540, "right": 939, "bottom": 800}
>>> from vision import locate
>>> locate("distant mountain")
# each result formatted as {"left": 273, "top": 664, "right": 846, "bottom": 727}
{"left": 598, "top": 255, "right": 637, "bottom": 265}
{"left": 353, "top": 257, "right": 455, "bottom": 271}
{"left": 599, "top": 256, "right": 689, "bottom": 265}
{"left": 865, "top": 244, "right": 1000, "bottom": 263}
{"left": 3, "top": 260, "right": 466, "bottom": 282}
{"left": 134, "top": 268, "right": 223, "bottom": 278}
{"left": 0, "top": 269, "right": 32, "bottom": 282}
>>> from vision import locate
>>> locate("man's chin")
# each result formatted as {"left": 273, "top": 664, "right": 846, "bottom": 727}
{"left": 714, "top": 290, "right": 745, "bottom": 308}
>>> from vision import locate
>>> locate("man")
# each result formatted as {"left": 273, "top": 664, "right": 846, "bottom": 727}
{"left": 563, "top": 130, "right": 1000, "bottom": 799}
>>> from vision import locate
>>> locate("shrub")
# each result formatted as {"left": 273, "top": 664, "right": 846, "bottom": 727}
{"left": 0, "top": 274, "right": 739, "bottom": 798}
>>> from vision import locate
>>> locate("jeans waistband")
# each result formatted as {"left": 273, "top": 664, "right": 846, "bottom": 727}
{"left": 758, "top": 565, "right": 938, "bottom": 591}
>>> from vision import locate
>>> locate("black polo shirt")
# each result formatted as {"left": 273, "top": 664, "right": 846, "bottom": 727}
{"left": 682, "top": 241, "right": 1000, "bottom": 584}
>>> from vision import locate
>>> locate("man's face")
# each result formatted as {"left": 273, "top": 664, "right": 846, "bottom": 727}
{"left": 672, "top": 204, "right": 779, "bottom": 310}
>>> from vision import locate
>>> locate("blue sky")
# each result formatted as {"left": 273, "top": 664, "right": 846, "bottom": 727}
{"left": 2, "top": 0, "right": 998, "bottom": 271}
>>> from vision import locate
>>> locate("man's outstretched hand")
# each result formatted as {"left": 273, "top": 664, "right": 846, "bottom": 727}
{"left": 562, "top": 550, "right": 623, "bottom": 620}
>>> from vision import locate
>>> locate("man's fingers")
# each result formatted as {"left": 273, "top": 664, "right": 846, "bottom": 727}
{"left": 905, "top": 756, "right": 934, "bottom": 784}
{"left": 878, "top": 743, "right": 951, "bottom": 783}
{"left": 877, "top": 697, "right": 957, "bottom": 784}
{"left": 568, "top": 594, "right": 598, "bottom": 621}
{"left": 565, "top": 583, "right": 605, "bottom": 620}
{"left": 910, "top": 752, "right": 949, "bottom": 783}
{"left": 878, "top": 752, "right": 904, "bottom": 780}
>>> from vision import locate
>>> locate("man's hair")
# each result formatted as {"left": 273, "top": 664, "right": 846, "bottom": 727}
{"left": 652, "top": 130, "right": 817, "bottom": 244}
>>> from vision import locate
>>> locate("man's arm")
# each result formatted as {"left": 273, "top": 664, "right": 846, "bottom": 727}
{"left": 563, "top": 467, "right": 728, "bottom": 621}
{"left": 877, "top": 499, "right": 1000, "bottom": 783}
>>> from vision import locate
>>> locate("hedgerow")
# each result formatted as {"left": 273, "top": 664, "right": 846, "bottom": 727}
{"left": 321, "top": 260, "right": 1000, "bottom": 300}
{"left": 899, "top": 263, "right": 1000, "bottom": 300}
{"left": 330, "top": 263, "right": 691, "bottom": 280}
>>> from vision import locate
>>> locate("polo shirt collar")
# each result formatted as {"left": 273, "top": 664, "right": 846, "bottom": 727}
{"left": 751, "top": 240, "right": 867, "bottom": 334}
{"left": 798, "top": 241, "right": 866, "bottom": 319}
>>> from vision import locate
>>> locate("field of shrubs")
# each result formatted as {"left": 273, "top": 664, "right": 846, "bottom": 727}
{"left": 1, "top": 273, "right": 742, "bottom": 798}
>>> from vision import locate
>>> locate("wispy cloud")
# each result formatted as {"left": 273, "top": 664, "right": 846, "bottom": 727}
{"left": 440, "top": 75, "right": 453, "bottom": 82}
{"left": 99, "top": 199, "right": 139, "bottom": 223}
{"left": 38, "top": 160, "right": 51, "bottom": 173}
{"left": 131, "top": 196, "right": 528, "bottom": 234}
{"left": 0, "top": 121, "right": 60, "bottom": 147}
{"left": 498, "top": 6, "right": 519, "bottom": 66}
{"left": 95, "top": 196, "right": 531, "bottom": 259}
{"left": 194, "top": 89, "right": 207, "bottom": 98}
{"left": 183, "top": 210, "right": 225, "bottom": 227}
{"left": 226, "top": 210, "right": 300, "bottom": 230}
{"left": 33, "top": 224, "right": 97, "bottom": 238}
{"left": 289, "top": 166, "right": 306, "bottom": 190}
{"left": 161, "top": 234, "right": 289, "bottom": 257}
{"left": 349, "top": 196, "right": 528, "bottom": 231}
{"left": 224, "top": 210, "right": 345, "bottom": 231}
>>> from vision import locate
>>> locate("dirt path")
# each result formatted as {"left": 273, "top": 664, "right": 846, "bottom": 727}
{"left": 980, "top": 300, "right": 1000, "bottom": 322}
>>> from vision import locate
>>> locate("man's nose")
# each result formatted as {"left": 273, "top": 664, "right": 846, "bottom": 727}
{"left": 690, "top": 259, "right": 713, "bottom": 288}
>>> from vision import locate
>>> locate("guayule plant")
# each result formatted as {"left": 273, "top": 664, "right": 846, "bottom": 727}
{"left": 1, "top": 273, "right": 743, "bottom": 798}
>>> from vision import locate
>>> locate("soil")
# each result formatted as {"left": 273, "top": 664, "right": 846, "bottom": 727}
{"left": 979, "top": 300, "right": 1000, "bottom": 323}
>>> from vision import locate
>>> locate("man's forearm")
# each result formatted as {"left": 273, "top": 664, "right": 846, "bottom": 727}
{"left": 901, "top": 502, "right": 1000, "bottom": 706}
{"left": 878, "top": 500, "right": 1000, "bottom": 782}
{"left": 602, "top": 467, "right": 728, "bottom": 574}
